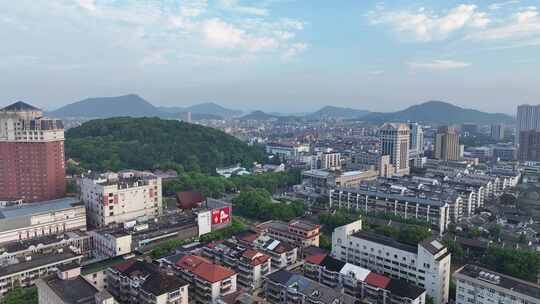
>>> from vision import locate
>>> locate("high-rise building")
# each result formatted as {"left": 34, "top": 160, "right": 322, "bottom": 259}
{"left": 409, "top": 122, "right": 424, "bottom": 154}
{"left": 0, "top": 101, "right": 66, "bottom": 203}
{"left": 379, "top": 123, "right": 410, "bottom": 175}
{"left": 517, "top": 104, "right": 540, "bottom": 132}
{"left": 518, "top": 129, "right": 540, "bottom": 161}
{"left": 435, "top": 126, "right": 461, "bottom": 161}
{"left": 490, "top": 124, "right": 505, "bottom": 141}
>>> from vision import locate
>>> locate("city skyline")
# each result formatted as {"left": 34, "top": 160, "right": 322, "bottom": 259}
{"left": 1, "top": 1, "right": 539, "bottom": 114}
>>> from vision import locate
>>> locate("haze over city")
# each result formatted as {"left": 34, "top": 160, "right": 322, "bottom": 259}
{"left": 1, "top": 0, "right": 540, "bottom": 113}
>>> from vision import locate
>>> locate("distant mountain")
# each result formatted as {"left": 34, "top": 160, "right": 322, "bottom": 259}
{"left": 185, "top": 102, "right": 242, "bottom": 118}
{"left": 241, "top": 110, "right": 278, "bottom": 121}
{"left": 50, "top": 95, "right": 240, "bottom": 120}
{"left": 363, "top": 101, "right": 514, "bottom": 124}
{"left": 50, "top": 94, "right": 160, "bottom": 118}
{"left": 306, "top": 106, "right": 370, "bottom": 120}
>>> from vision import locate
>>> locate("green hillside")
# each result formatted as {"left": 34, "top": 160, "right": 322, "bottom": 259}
{"left": 65, "top": 117, "right": 264, "bottom": 173}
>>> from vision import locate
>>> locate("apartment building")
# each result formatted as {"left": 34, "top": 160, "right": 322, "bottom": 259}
{"left": 37, "top": 266, "right": 116, "bottom": 304}
{"left": 0, "top": 247, "right": 83, "bottom": 297}
{"left": 172, "top": 254, "right": 237, "bottom": 304}
{"left": 81, "top": 170, "right": 162, "bottom": 228}
{"left": 0, "top": 197, "right": 86, "bottom": 245}
{"left": 301, "top": 169, "right": 378, "bottom": 195}
{"left": 265, "top": 270, "right": 358, "bottom": 304}
{"left": 454, "top": 264, "right": 540, "bottom": 304}
{"left": 379, "top": 123, "right": 410, "bottom": 176}
{"left": 329, "top": 187, "right": 451, "bottom": 233}
{"left": 331, "top": 220, "right": 451, "bottom": 304}
{"left": 202, "top": 240, "right": 271, "bottom": 289}
{"left": 265, "top": 142, "right": 310, "bottom": 159}
{"left": 106, "top": 260, "right": 189, "bottom": 304}
{"left": 257, "top": 220, "right": 321, "bottom": 248}
{"left": 236, "top": 230, "right": 299, "bottom": 270}
{"left": 304, "top": 253, "right": 426, "bottom": 304}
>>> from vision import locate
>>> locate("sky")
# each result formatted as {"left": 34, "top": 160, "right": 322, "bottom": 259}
{"left": 1, "top": 0, "right": 539, "bottom": 114}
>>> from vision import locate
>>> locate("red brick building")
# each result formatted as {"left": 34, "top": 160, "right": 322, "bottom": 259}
{"left": 0, "top": 101, "right": 65, "bottom": 203}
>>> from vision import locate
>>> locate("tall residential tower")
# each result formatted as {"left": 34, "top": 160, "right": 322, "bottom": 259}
{"left": 0, "top": 102, "right": 66, "bottom": 203}
{"left": 379, "top": 123, "right": 410, "bottom": 176}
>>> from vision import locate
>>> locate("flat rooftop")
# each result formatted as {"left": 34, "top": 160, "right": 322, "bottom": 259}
{"left": 44, "top": 275, "right": 98, "bottom": 304}
{"left": 352, "top": 230, "right": 418, "bottom": 254}
{"left": 456, "top": 265, "right": 540, "bottom": 300}
{"left": 0, "top": 248, "right": 81, "bottom": 277}
{"left": 0, "top": 197, "right": 82, "bottom": 220}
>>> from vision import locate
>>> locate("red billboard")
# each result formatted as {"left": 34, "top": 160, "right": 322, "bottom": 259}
{"left": 211, "top": 207, "right": 231, "bottom": 225}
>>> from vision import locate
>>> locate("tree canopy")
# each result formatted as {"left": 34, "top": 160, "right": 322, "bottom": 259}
{"left": 481, "top": 247, "right": 540, "bottom": 282}
{"left": 65, "top": 117, "right": 265, "bottom": 173}
{"left": 233, "top": 188, "right": 305, "bottom": 221}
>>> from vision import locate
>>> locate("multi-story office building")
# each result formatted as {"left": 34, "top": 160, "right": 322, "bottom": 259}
{"left": 490, "top": 124, "right": 505, "bottom": 141}
{"left": 518, "top": 129, "right": 540, "bottom": 161}
{"left": 107, "top": 260, "right": 189, "bottom": 304}
{"left": 0, "top": 197, "right": 87, "bottom": 245}
{"left": 81, "top": 170, "right": 162, "bottom": 228}
{"left": 301, "top": 169, "right": 378, "bottom": 195}
{"left": 409, "top": 122, "right": 425, "bottom": 154}
{"left": 435, "top": 126, "right": 461, "bottom": 161}
{"left": 256, "top": 220, "right": 321, "bottom": 248}
{"left": 265, "top": 270, "right": 358, "bottom": 304}
{"left": 0, "top": 101, "right": 66, "bottom": 203}
{"left": 0, "top": 247, "right": 83, "bottom": 297}
{"left": 304, "top": 253, "right": 426, "bottom": 304}
{"left": 379, "top": 123, "right": 410, "bottom": 175}
{"left": 265, "top": 142, "right": 310, "bottom": 159}
{"left": 331, "top": 220, "right": 451, "bottom": 304}
{"left": 454, "top": 264, "right": 540, "bottom": 304}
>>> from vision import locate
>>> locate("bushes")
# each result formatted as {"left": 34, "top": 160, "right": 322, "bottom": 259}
{"left": 481, "top": 247, "right": 540, "bottom": 282}
{"left": 232, "top": 188, "right": 305, "bottom": 221}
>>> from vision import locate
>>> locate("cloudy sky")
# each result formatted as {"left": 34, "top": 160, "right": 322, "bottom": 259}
{"left": 1, "top": 0, "right": 539, "bottom": 114}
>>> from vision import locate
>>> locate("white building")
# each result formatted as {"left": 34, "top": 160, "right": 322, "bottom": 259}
{"left": 311, "top": 152, "right": 342, "bottom": 170}
{"left": 266, "top": 142, "right": 310, "bottom": 159}
{"left": 331, "top": 220, "right": 451, "bottom": 304}
{"left": 379, "top": 123, "right": 410, "bottom": 176}
{"left": 0, "top": 197, "right": 87, "bottom": 245}
{"left": 81, "top": 170, "right": 162, "bottom": 228}
{"left": 454, "top": 264, "right": 540, "bottom": 304}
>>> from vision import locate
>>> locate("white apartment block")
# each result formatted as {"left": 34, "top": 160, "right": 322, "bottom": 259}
{"left": 379, "top": 123, "right": 410, "bottom": 176}
{"left": 454, "top": 265, "right": 540, "bottom": 304}
{"left": 81, "top": 170, "right": 162, "bottom": 228}
{"left": 332, "top": 220, "right": 451, "bottom": 304}
{"left": 329, "top": 188, "right": 451, "bottom": 233}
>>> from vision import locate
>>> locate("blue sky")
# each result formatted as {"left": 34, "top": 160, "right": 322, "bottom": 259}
{"left": 1, "top": 0, "right": 539, "bottom": 114}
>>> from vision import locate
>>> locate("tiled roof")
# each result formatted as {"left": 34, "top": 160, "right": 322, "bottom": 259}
{"left": 177, "top": 255, "right": 235, "bottom": 283}
{"left": 365, "top": 272, "right": 391, "bottom": 289}
{"left": 305, "top": 253, "right": 327, "bottom": 265}
{"left": 1, "top": 101, "right": 41, "bottom": 112}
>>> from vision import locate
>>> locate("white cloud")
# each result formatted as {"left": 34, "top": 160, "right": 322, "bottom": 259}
{"left": 77, "top": 0, "right": 97, "bottom": 12}
{"left": 282, "top": 42, "right": 308, "bottom": 60}
{"left": 202, "top": 18, "right": 278, "bottom": 52}
{"left": 466, "top": 7, "right": 540, "bottom": 41}
{"left": 369, "top": 4, "right": 490, "bottom": 41}
{"left": 408, "top": 60, "right": 471, "bottom": 70}
{"left": 218, "top": 0, "right": 267, "bottom": 16}
{"left": 488, "top": 1, "right": 520, "bottom": 11}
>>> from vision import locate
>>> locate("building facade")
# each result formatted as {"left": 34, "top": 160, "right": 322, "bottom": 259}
{"left": 454, "top": 264, "right": 540, "bottom": 304}
{"left": 81, "top": 170, "right": 162, "bottom": 228}
{"left": 518, "top": 129, "right": 540, "bottom": 162}
{"left": 435, "top": 126, "right": 461, "bottom": 161}
{"left": 379, "top": 123, "right": 410, "bottom": 176}
{"left": 0, "top": 197, "right": 87, "bottom": 245}
{"left": 0, "top": 101, "right": 66, "bottom": 203}
{"left": 331, "top": 221, "right": 451, "bottom": 304}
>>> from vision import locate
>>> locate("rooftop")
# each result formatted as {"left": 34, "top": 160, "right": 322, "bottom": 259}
{"left": 352, "top": 230, "right": 418, "bottom": 254}
{"left": 0, "top": 248, "right": 81, "bottom": 277}
{"left": 456, "top": 264, "right": 540, "bottom": 300}
{"left": 43, "top": 275, "right": 98, "bottom": 304}
{"left": 112, "top": 260, "right": 188, "bottom": 295}
{"left": 0, "top": 197, "right": 82, "bottom": 220}
{"left": 1, "top": 101, "right": 41, "bottom": 112}
{"left": 176, "top": 255, "right": 236, "bottom": 283}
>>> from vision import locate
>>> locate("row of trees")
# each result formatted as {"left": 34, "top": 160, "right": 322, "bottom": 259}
{"left": 232, "top": 188, "right": 306, "bottom": 222}
{"left": 163, "top": 170, "right": 301, "bottom": 198}
{"left": 481, "top": 247, "right": 540, "bottom": 282}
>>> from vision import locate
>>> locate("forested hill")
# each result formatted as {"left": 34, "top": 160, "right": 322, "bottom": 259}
{"left": 65, "top": 117, "right": 264, "bottom": 173}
